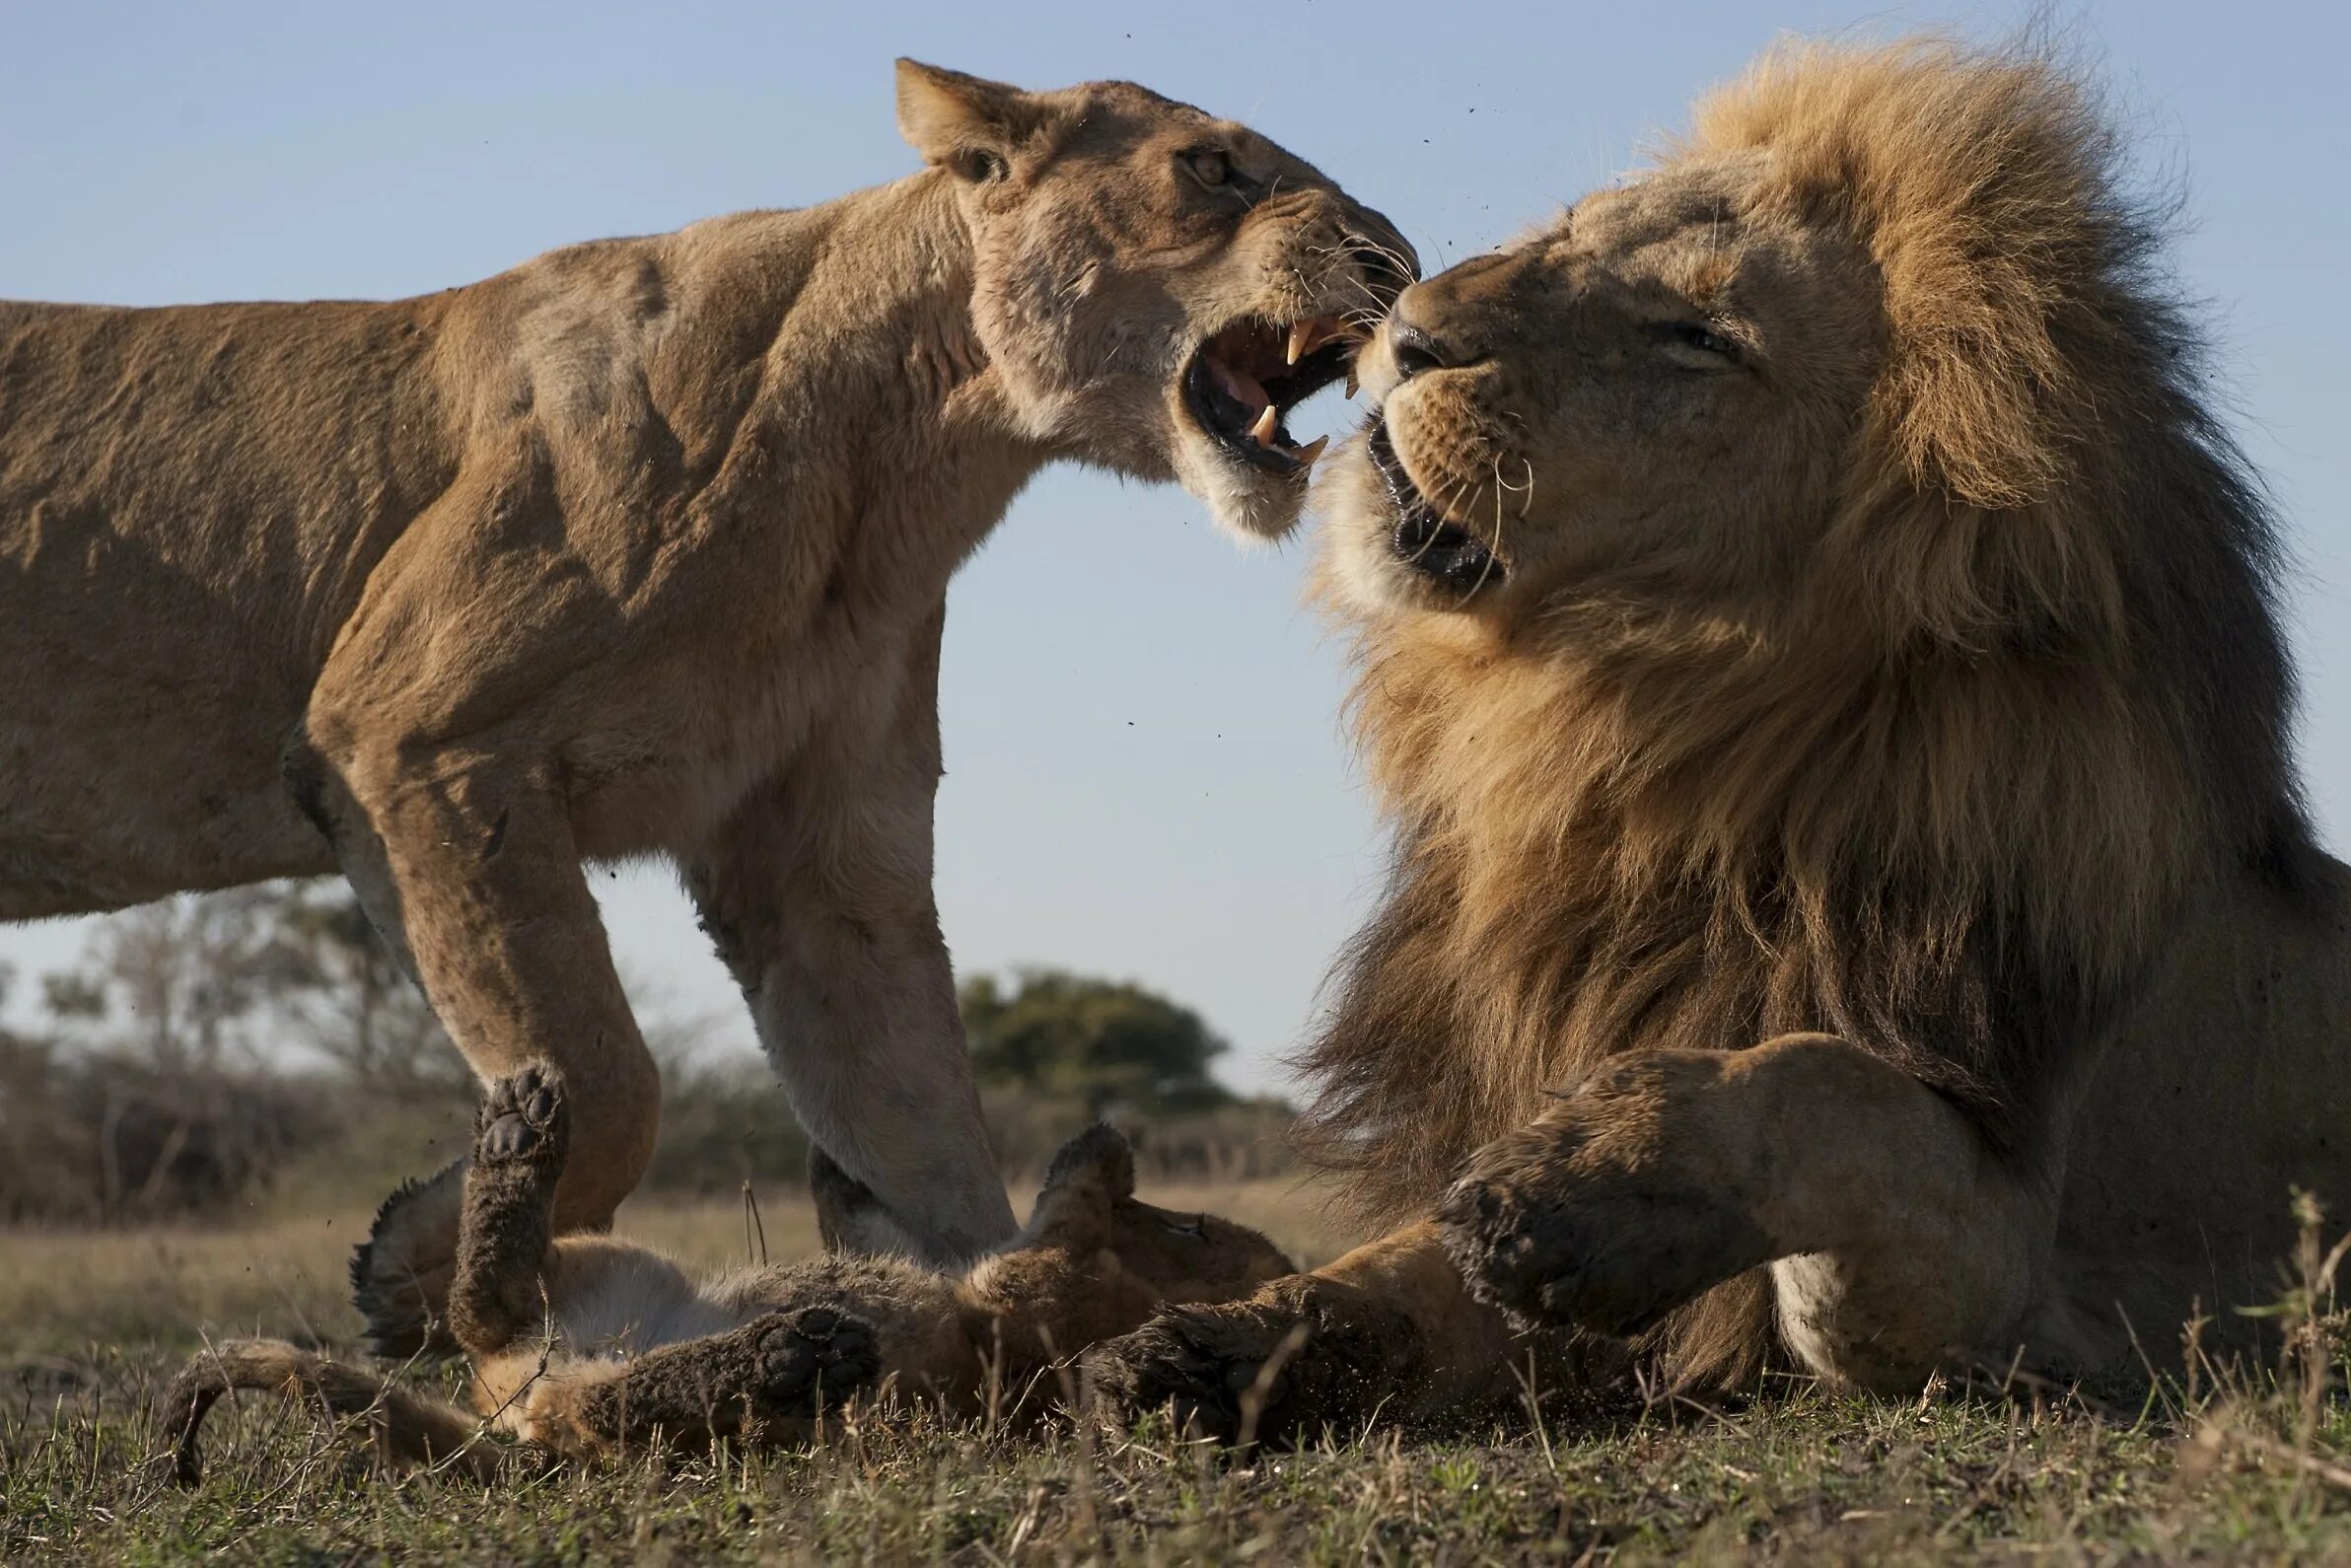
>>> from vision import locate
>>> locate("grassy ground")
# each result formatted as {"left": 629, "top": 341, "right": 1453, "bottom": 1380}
{"left": 7, "top": 1181, "right": 2351, "bottom": 1564}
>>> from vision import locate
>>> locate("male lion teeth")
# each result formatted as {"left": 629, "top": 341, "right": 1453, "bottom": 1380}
{"left": 1249, "top": 404, "right": 1281, "bottom": 447}
{"left": 1295, "top": 434, "right": 1329, "bottom": 465}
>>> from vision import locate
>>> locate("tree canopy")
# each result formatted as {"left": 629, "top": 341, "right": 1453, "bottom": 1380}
{"left": 959, "top": 968, "right": 1235, "bottom": 1112}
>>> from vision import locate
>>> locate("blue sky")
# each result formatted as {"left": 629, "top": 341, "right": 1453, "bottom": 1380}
{"left": 4, "top": 1, "right": 2346, "bottom": 1093}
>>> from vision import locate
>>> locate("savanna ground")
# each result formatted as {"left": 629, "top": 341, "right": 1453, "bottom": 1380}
{"left": 8, "top": 1173, "right": 2351, "bottom": 1566}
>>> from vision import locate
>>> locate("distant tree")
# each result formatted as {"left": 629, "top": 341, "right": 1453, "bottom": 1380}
{"left": 46, "top": 888, "right": 316, "bottom": 1069}
{"left": 958, "top": 968, "right": 1235, "bottom": 1113}
{"left": 264, "top": 884, "right": 464, "bottom": 1091}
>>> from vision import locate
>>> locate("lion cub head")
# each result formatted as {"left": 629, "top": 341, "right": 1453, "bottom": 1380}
{"left": 896, "top": 60, "right": 1415, "bottom": 541}
{"left": 956, "top": 1124, "right": 1295, "bottom": 1362}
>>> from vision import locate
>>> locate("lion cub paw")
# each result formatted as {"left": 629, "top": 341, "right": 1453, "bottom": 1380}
{"left": 474, "top": 1063, "right": 569, "bottom": 1172}
{"left": 1086, "top": 1279, "right": 1414, "bottom": 1447}
{"left": 751, "top": 1306, "right": 882, "bottom": 1415}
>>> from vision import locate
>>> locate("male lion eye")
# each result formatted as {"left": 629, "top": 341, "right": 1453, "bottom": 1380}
{"left": 1185, "top": 149, "right": 1233, "bottom": 189}
{"left": 1671, "top": 321, "right": 1738, "bottom": 358}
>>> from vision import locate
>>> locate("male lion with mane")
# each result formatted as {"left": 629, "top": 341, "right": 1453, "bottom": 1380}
{"left": 0, "top": 64, "right": 1408, "bottom": 1354}
{"left": 1092, "top": 37, "right": 2351, "bottom": 1438}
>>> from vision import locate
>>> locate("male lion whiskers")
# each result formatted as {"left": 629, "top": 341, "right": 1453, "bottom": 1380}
{"left": 0, "top": 61, "right": 1410, "bottom": 1358}
{"left": 1090, "top": 36, "right": 2350, "bottom": 1441}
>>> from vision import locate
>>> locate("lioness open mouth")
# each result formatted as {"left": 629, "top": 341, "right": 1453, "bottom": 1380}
{"left": 1369, "top": 417, "right": 1504, "bottom": 593}
{"left": 1183, "top": 315, "right": 1363, "bottom": 475}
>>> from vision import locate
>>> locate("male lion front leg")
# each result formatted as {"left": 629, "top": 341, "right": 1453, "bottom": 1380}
{"left": 1088, "top": 1222, "right": 1547, "bottom": 1444}
{"left": 1437, "top": 1035, "right": 2053, "bottom": 1393}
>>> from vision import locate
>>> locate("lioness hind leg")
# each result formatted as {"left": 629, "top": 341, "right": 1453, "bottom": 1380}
{"left": 448, "top": 1065, "right": 570, "bottom": 1356}
{"left": 537, "top": 1307, "right": 883, "bottom": 1454}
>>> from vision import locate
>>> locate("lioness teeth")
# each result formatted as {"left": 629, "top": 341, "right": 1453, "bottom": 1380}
{"left": 1285, "top": 317, "right": 1363, "bottom": 366}
{"left": 1248, "top": 404, "right": 1280, "bottom": 447}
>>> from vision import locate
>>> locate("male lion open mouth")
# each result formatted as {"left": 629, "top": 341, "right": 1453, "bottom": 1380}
{"left": 0, "top": 60, "right": 1412, "bottom": 1358}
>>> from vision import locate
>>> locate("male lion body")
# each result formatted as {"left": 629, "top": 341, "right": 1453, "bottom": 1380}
{"left": 0, "top": 63, "right": 1405, "bottom": 1352}
{"left": 1094, "top": 40, "right": 2351, "bottom": 1436}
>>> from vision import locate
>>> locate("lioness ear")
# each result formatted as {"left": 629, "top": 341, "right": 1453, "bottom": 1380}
{"left": 895, "top": 59, "right": 1045, "bottom": 182}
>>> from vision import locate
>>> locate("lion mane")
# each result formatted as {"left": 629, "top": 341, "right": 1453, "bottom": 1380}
{"left": 1299, "top": 39, "right": 2321, "bottom": 1380}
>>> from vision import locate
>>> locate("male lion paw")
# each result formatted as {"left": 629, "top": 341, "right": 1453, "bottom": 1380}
{"left": 1084, "top": 1278, "right": 1416, "bottom": 1446}
{"left": 474, "top": 1063, "right": 569, "bottom": 1171}
{"left": 1436, "top": 1054, "right": 1775, "bottom": 1335}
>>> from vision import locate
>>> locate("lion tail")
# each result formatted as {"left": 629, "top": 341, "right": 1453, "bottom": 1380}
{"left": 161, "top": 1338, "right": 497, "bottom": 1485}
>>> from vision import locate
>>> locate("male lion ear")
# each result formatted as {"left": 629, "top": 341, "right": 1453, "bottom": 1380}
{"left": 894, "top": 59, "right": 1046, "bottom": 183}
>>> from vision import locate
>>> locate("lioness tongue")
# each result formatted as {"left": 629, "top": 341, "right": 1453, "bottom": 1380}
{"left": 1208, "top": 356, "right": 1269, "bottom": 418}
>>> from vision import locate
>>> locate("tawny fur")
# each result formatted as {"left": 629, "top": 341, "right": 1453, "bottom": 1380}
{"left": 0, "top": 60, "right": 1409, "bottom": 1352}
{"left": 166, "top": 1074, "right": 1291, "bottom": 1478}
{"left": 1091, "top": 37, "right": 2351, "bottom": 1438}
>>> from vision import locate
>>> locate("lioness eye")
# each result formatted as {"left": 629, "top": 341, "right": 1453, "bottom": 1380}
{"left": 1161, "top": 1215, "right": 1207, "bottom": 1239}
{"left": 1186, "top": 148, "right": 1232, "bottom": 189}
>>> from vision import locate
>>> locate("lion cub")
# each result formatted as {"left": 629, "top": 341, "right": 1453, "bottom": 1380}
{"left": 166, "top": 1068, "right": 1290, "bottom": 1479}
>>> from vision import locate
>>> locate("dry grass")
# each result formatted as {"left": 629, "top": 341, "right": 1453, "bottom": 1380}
{"left": 6, "top": 1181, "right": 2350, "bottom": 1564}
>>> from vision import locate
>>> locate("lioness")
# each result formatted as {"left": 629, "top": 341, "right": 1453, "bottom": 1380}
{"left": 166, "top": 1068, "right": 1293, "bottom": 1479}
{"left": 1092, "top": 38, "right": 2351, "bottom": 1438}
{"left": 0, "top": 62, "right": 1408, "bottom": 1352}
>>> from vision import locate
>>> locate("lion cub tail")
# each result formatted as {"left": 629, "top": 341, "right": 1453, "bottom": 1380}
{"left": 161, "top": 1338, "right": 497, "bottom": 1485}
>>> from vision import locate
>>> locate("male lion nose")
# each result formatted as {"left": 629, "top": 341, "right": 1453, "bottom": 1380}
{"left": 1385, "top": 251, "right": 1516, "bottom": 381}
{"left": 1387, "top": 320, "right": 1455, "bottom": 382}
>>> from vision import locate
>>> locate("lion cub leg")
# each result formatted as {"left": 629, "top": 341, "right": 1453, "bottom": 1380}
{"left": 504, "top": 1307, "right": 886, "bottom": 1456}
{"left": 1438, "top": 1035, "right": 2052, "bottom": 1393}
{"left": 1087, "top": 1221, "right": 1588, "bottom": 1445}
{"left": 447, "top": 1064, "right": 570, "bottom": 1356}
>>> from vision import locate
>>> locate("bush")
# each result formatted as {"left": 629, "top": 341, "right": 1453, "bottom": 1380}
{"left": 0, "top": 1033, "right": 334, "bottom": 1223}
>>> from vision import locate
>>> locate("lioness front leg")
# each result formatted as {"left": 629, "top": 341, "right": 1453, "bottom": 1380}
{"left": 318, "top": 749, "right": 659, "bottom": 1352}
{"left": 304, "top": 474, "right": 668, "bottom": 1351}
{"left": 1088, "top": 1222, "right": 1567, "bottom": 1444}
{"left": 681, "top": 615, "right": 1015, "bottom": 1265}
{"left": 1437, "top": 1035, "right": 2052, "bottom": 1393}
